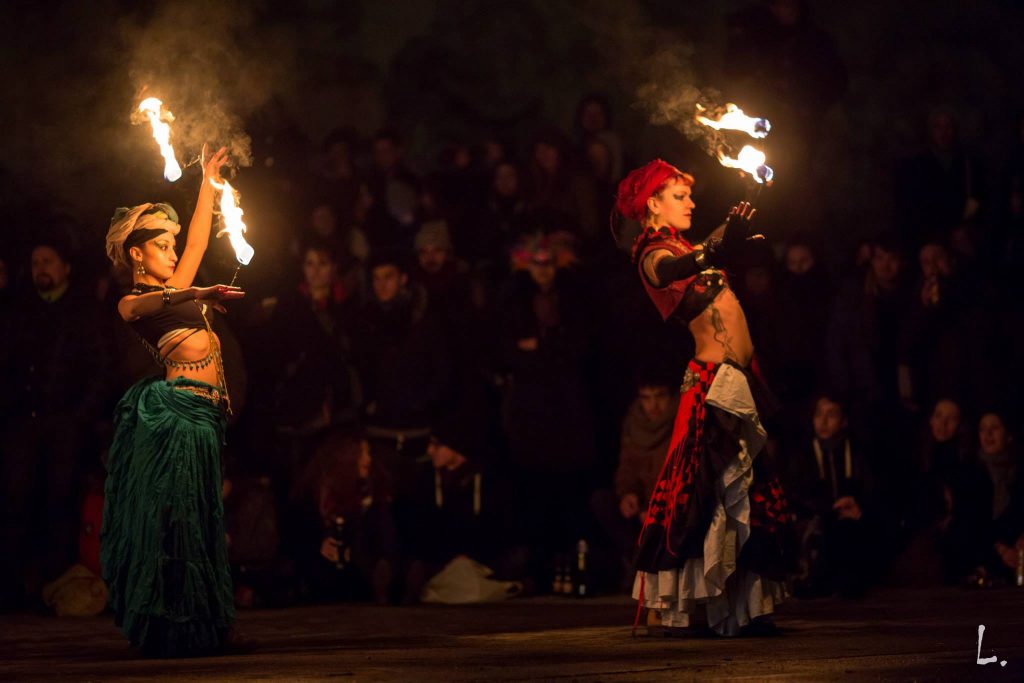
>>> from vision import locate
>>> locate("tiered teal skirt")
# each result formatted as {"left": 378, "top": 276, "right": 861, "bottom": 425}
{"left": 101, "top": 376, "right": 234, "bottom": 657}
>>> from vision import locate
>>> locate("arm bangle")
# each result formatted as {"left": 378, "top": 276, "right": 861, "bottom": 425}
{"left": 162, "top": 289, "right": 172, "bottom": 307}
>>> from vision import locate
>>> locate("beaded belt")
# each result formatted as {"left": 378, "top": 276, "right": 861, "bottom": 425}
{"left": 171, "top": 384, "right": 223, "bottom": 406}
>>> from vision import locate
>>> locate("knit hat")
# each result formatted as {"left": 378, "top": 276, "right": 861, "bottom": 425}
{"left": 414, "top": 220, "right": 452, "bottom": 251}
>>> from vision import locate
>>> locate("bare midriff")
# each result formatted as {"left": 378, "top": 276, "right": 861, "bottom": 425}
{"left": 688, "top": 286, "right": 754, "bottom": 367}
{"left": 161, "top": 328, "right": 223, "bottom": 386}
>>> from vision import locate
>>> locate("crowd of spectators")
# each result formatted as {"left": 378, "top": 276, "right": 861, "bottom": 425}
{"left": 2, "top": 6, "right": 1024, "bottom": 613}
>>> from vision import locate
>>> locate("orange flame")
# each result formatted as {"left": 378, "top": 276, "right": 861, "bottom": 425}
{"left": 718, "top": 145, "right": 774, "bottom": 184}
{"left": 137, "top": 97, "right": 182, "bottom": 182}
{"left": 695, "top": 103, "right": 770, "bottom": 139}
{"left": 211, "top": 179, "right": 254, "bottom": 265}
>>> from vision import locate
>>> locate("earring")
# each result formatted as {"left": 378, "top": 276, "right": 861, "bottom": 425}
{"left": 136, "top": 261, "right": 145, "bottom": 275}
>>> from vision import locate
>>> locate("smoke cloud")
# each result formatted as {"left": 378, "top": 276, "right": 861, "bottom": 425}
{"left": 119, "top": 0, "right": 291, "bottom": 170}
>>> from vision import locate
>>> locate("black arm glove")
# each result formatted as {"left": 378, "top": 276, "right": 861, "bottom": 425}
{"left": 704, "top": 203, "right": 756, "bottom": 267}
{"left": 649, "top": 251, "right": 703, "bottom": 288}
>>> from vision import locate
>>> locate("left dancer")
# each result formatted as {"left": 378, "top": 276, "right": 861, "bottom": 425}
{"left": 101, "top": 145, "right": 244, "bottom": 657}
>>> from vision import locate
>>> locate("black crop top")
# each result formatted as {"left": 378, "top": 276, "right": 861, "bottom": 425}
{"left": 129, "top": 284, "right": 208, "bottom": 349}
{"left": 673, "top": 269, "right": 728, "bottom": 323}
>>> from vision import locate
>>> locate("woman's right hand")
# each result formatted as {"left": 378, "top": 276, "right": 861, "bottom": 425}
{"left": 202, "top": 143, "right": 229, "bottom": 182}
{"left": 193, "top": 285, "right": 244, "bottom": 313}
{"left": 194, "top": 284, "right": 245, "bottom": 301}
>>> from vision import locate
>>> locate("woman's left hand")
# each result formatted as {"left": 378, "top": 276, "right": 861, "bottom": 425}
{"left": 202, "top": 143, "right": 229, "bottom": 181}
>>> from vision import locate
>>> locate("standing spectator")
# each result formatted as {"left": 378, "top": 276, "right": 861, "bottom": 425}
{"left": 312, "top": 127, "right": 362, "bottom": 229}
{"left": 826, "top": 234, "right": 914, "bottom": 503}
{"left": 497, "top": 241, "right": 596, "bottom": 588}
{"left": 259, "top": 241, "right": 362, "bottom": 487}
{"left": 526, "top": 127, "right": 600, "bottom": 241}
{"left": 0, "top": 236, "right": 111, "bottom": 609}
{"left": 354, "top": 251, "right": 453, "bottom": 499}
{"left": 896, "top": 109, "right": 984, "bottom": 245}
{"left": 477, "top": 160, "right": 529, "bottom": 271}
{"left": 367, "top": 127, "right": 420, "bottom": 239}
{"left": 775, "top": 235, "right": 832, "bottom": 405}
{"left": 574, "top": 94, "right": 624, "bottom": 182}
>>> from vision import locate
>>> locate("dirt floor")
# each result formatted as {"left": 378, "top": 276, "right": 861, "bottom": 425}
{"left": 3, "top": 586, "right": 1024, "bottom": 682}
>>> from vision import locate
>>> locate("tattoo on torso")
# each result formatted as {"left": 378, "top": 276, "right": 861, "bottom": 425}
{"left": 708, "top": 303, "right": 737, "bottom": 361}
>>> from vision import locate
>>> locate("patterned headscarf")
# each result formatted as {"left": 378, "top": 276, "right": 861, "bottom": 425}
{"left": 105, "top": 202, "right": 180, "bottom": 270}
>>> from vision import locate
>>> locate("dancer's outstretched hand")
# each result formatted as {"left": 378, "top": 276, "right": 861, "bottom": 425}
{"left": 194, "top": 284, "right": 244, "bottom": 314}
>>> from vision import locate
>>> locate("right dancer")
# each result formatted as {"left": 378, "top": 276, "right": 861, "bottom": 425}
{"left": 615, "top": 159, "right": 788, "bottom": 637}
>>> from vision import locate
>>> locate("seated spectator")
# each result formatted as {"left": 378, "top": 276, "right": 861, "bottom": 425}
{"left": 403, "top": 414, "right": 521, "bottom": 603}
{"left": 222, "top": 473, "right": 287, "bottom": 608}
{"left": 897, "top": 398, "right": 992, "bottom": 585}
{"left": 980, "top": 412, "right": 1024, "bottom": 580}
{"left": 289, "top": 433, "right": 398, "bottom": 604}
{"left": 785, "top": 394, "right": 876, "bottom": 597}
{"left": 590, "top": 371, "right": 678, "bottom": 590}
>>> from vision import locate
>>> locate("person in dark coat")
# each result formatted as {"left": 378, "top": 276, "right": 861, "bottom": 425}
{"left": 353, "top": 250, "right": 453, "bottom": 499}
{"left": 497, "top": 239, "right": 596, "bottom": 590}
{"left": 0, "top": 236, "right": 111, "bottom": 609}
{"left": 785, "top": 394, "right": 876, "bottom": 597}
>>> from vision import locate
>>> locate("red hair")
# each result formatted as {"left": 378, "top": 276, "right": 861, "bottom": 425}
{"left": 615, "top": 159, "right": 694, "bottom": 222}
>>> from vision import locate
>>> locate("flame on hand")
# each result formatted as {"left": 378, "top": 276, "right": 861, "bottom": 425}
{"left": 719, "top": 145, "right": 774, "bottom": 184}
{"left": 137, "top": 97, "right": 183, "bottom": 182}
{"left": 211, "top": 178, "right": 255, "bottom": 265}
{"left": 695, "top": 103, "right": 770, "bottom": 139}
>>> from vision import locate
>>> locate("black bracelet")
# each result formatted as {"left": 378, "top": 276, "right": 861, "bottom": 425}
{"left": 162, "top": 289, "right": 172, "bottom": 307}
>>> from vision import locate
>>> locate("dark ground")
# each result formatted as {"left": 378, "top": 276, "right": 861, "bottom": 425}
{"left": 3, "top": 587, "right": 1024, "bottom": 682}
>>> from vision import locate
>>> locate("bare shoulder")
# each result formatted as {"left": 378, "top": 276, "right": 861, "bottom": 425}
{"left": 117, "top": 294, "right": 140, "bottom": 322}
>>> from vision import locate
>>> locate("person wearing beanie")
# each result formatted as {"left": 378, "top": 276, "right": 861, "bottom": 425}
{"left": 614, "top": 158, "right": 788, "bottom": 637}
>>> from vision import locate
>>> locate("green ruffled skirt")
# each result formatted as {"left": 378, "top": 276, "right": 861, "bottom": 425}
{"left": 101, "top": 376, "right": 234, "bottom": 657}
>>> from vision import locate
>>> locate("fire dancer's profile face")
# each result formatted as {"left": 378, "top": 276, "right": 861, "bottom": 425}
{"left": 132, "top": 234, "right": 177, "bottom": 281}
{"left": 646, "top": 177, "right": 695, "bottom": 230}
